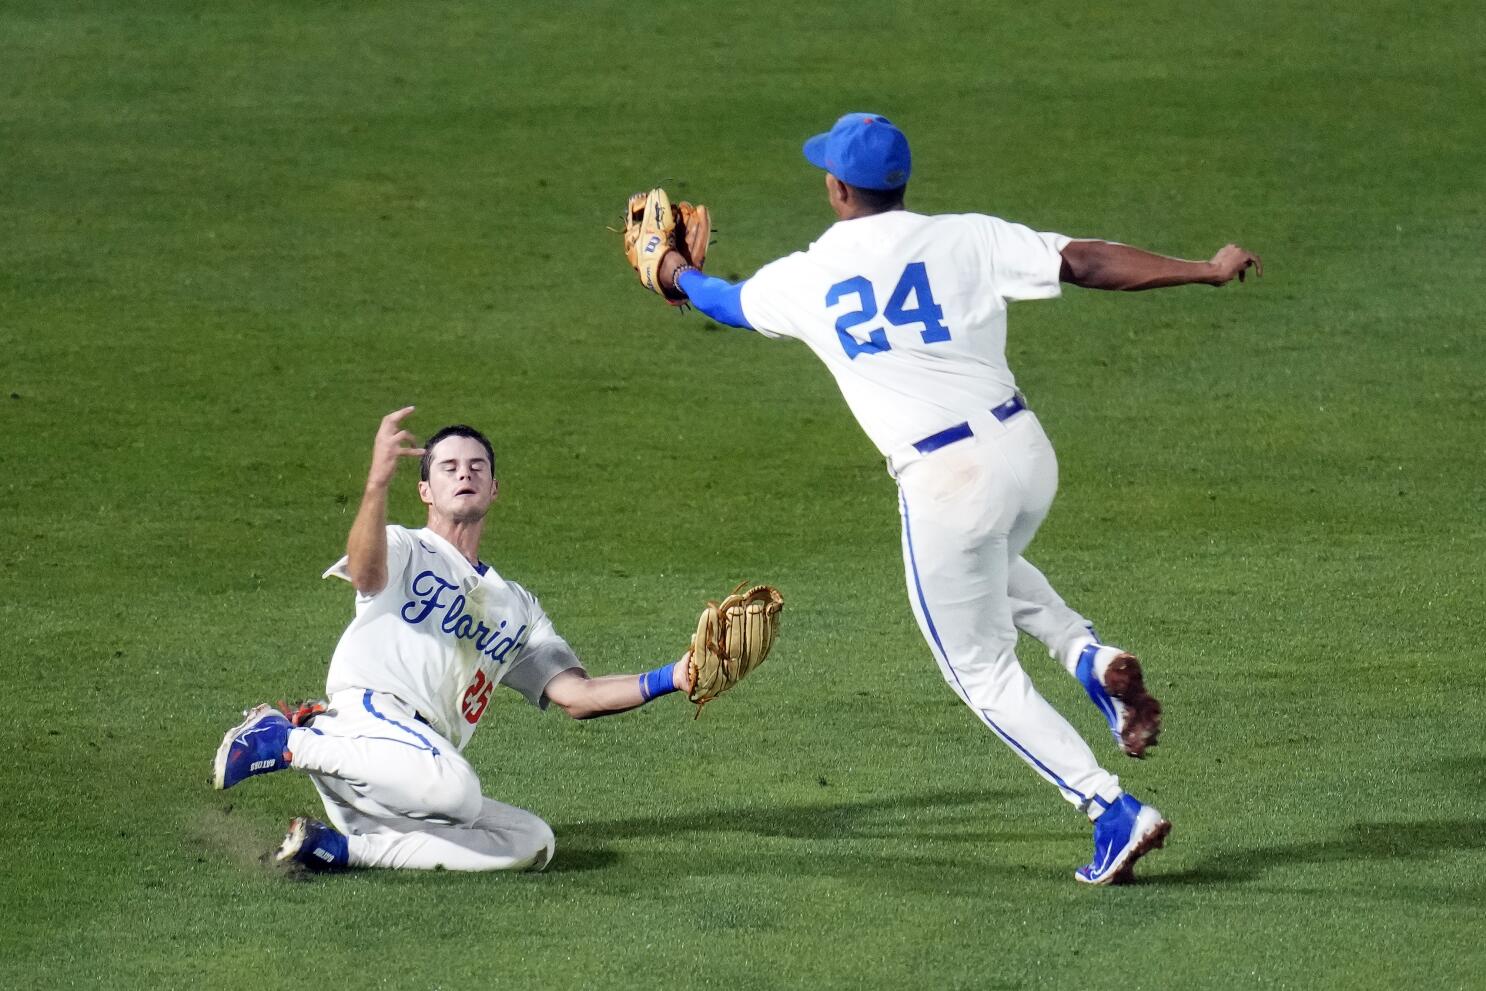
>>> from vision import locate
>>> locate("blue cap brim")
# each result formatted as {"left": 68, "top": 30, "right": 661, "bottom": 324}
{"left": 802, "top": 132, "right": 832, "bottom": 172}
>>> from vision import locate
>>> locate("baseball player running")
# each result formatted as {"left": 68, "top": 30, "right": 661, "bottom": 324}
{"left": 212, "top": 408, "right": 710, "bottom": 873}
{"left": 623, "top": 113, "right": 1260, "bottom": 884}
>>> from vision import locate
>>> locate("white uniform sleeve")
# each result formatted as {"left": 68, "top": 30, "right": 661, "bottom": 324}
{"left": 978, "top": 215, "right": 1071, "bottom": 302}
{"left": 321, "top": 525, "right": 416, "bottom": 603}
{"left": 738, "top": 253, "right": 811, "bottom": 340}
{"left": 501, "top": 597, "right": 583, "bottom": 709}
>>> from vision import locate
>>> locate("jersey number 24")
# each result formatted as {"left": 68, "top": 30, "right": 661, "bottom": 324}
{"left": 825, "top": 262, "right": 950, "bottom": 360}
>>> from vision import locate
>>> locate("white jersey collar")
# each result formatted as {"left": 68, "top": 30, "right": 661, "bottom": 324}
{"left": 319, "top": 524, "right": 506, "bottom": 588}
{"left": 814, "top": 209, "right": 921, "bottom": 250}
{"left": 413, "top": 526, "right": 505, "bottom": 587}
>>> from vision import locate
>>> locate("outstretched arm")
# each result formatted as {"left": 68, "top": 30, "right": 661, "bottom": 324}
{"left": 657, "top": 250, "right": 755, "bottom": 329}
{"left": 544, "top": 656, "right": 695, "bottom": 720}
{"left": 1060, "top": 240, "right": 1262, "bottom": 291}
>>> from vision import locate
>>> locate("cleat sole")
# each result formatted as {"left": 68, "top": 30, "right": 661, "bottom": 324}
{"left": 1108, "top": 818, "right": 1172, "bottom": 885}
{"left": 1102, "top": 653, "right": 1162, "bottom": 759}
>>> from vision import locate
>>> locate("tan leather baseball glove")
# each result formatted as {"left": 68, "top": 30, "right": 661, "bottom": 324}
{"left": 688, "top": 583, "right": 783, "bottom": 716}
{"left": 623, "top": 187, "right": 711, "bottom": 306}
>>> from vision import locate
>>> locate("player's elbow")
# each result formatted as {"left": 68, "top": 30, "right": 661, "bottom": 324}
{"left": 557, "top": 701, "right": 604, "bottom": 720}
{"left": 1060, "top": 240, "right": 1108, "bottom": 288}
{"left": 347, "top": 561, "right": 387, "bottom": 597}
{"left": 545, "top": 672, "right": 606, "bottom": 720}
{"left": 551, "top": 692, "right": 602, "bottom": 720}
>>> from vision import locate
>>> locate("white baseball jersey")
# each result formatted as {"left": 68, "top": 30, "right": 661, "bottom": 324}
{"left": 321, "top": 525, "right": 582, "bottom": 750}
{"left": 739, "top": 211, "right": 1070, "bottom": 457}
{"left": 737, "top": 209, "right": 1126, "bottom": 814}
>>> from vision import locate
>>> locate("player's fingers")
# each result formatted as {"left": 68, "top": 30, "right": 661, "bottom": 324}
{"left": 383, "top": 405, "right": 416, "bottom": 425}
{"left": 1251, "top": 253, "right": 1263, "bottom": 277}
{"left": 396, "top": 446, "right": 426, "bottom": 458}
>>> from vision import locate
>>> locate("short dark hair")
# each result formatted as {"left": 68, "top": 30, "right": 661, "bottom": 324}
{"left": 420, "top": 425, "right": 496, "bottom": 481}
{"left": 845, "top": 181, "right": 907, "bottom": 213}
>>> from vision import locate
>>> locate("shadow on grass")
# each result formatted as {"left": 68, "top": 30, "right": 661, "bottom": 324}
{"left": 547, "top": 787, "right": 1072, "bottom": 887}
{"left": 547, "top": 847, "right": 623, "bottom": 873}
{"left": 556, "top": 793, "right": 1486, "bottom": 897}
{"left": 554, "top": 787, "right": 1020, "bottom": 845}
{"left": 1158, "top": 819, "right": 1486, "bottom": 892}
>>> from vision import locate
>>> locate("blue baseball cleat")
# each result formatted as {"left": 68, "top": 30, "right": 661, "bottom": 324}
{"left": 1076, "top": 644, "right": 1162, "bottom": 758}
{"left": 275, "top": 817, "right": 350, "bottom": 872}
{"left": 1076, "top": 793, "right": 1171, "bottom": 885}
{"left": 212, "top": 703, "right": 292, "bottom": 790}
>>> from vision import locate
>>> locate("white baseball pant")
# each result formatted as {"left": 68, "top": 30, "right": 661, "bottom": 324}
{"left": 893, "top": 408, "right": 1122, "bottom": 817}
{"left": 287, "top": 689, "right": 555, "bottom": 871}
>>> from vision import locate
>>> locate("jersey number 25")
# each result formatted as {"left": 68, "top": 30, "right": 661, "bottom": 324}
{"left": 461, "top": 669, "right": 494, "bottom": 724}
{"left": 825, "top": 262, "right": 951, "bottom": 360}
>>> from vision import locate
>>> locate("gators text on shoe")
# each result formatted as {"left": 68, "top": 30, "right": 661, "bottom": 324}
{"left": 275, "top": 817, "right": 349, "bottom": 872}
{"left": 1076, "top": 793, "right": 1171, "bottom": 885}
{"left": 212, "top": 703, "right": 292, "bottom": 790}
{"left": 1076, "top": 644, "right": 1162, "bottom": 758}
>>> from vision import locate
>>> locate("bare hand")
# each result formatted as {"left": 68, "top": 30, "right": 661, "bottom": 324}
{"left": 1207, "top": 244, "right": 1263, "bottom": 286}
{"left": 656, "top": 249, "right": 688, "bottom": 295}
{"left": 674, "top": 652, "right": 695, "bottom": 694}
{"left": 367, "top": 406, "right": 426, "bottom": 490}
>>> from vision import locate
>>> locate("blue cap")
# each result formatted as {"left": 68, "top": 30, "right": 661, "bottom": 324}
{"left": 802, "top": 112, "right": 912, "bottom": 190}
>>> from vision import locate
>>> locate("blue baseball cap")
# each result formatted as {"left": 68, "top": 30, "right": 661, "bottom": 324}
{"left": 802, "top": 112, "right": 912, "bottom": 190}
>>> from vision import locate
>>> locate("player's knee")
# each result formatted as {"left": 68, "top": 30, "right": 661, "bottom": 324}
{"left": 522, "top": 818, "right": 556, "bottom": 873}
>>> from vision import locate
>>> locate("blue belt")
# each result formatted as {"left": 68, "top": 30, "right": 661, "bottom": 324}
{"left": 912, "top": 393, "right": 1027, "bottom": 456}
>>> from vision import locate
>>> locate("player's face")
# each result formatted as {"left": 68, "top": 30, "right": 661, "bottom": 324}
{"left": 418, "top": 436, "right": 498, "bottom": 524}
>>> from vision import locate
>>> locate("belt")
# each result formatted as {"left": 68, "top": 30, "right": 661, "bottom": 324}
{"left": 912, "top": 393, "right": 1028, "bottom": 455}
{"left": 414, "top": 711, "right": 432, "bottom": 727}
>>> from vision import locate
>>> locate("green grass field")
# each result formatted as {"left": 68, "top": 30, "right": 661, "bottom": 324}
{"left": 4, "top": 1, "right": 1485, "bottom": 987}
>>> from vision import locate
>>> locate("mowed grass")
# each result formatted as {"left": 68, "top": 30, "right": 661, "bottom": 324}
{"left": 3, "top": 1, "right": 1484, "bottom": 988}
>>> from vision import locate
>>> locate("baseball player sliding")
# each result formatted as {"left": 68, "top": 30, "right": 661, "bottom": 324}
{"left": 623, "top": 113, "right": 1260, "bottom": 884}
{"left": 212, "top": 408, "right": 780, "bottom": 872}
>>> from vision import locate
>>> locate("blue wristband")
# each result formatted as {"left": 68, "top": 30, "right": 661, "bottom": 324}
{"left": 638, "top": 663, "right": 679, "bottom": 702}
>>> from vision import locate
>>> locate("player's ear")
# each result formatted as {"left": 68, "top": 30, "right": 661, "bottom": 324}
{"left": 490, "top": 478, "right": 500, "bottom": 502}
{"left": 825, "top": 174, "right": 849, "bottom": 214}
{"left": 417, "top": 480, "right": 433, "bottom": 506}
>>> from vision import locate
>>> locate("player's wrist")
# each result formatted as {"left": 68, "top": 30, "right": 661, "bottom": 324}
{"left": 639, "top": 662, "right": 683, "bottom": 702}
{"left": 669, "top": 264, "right": 698, "bottom": 295}
{"left": 659, "top": 251, "right": 691, "bottom": 294}
{"left": 363, "top": 471, "right": 395, "bottom": 494}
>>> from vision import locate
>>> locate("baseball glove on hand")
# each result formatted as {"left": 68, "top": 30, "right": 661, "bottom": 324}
{"left": 622, "top": 187, "right": 711, "bottom": 306}
{"left": 688, "top": 583, "right": 783, "bottom": 716}
{"left": 276, "top": 699, "right": 328, "bottom": 727}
